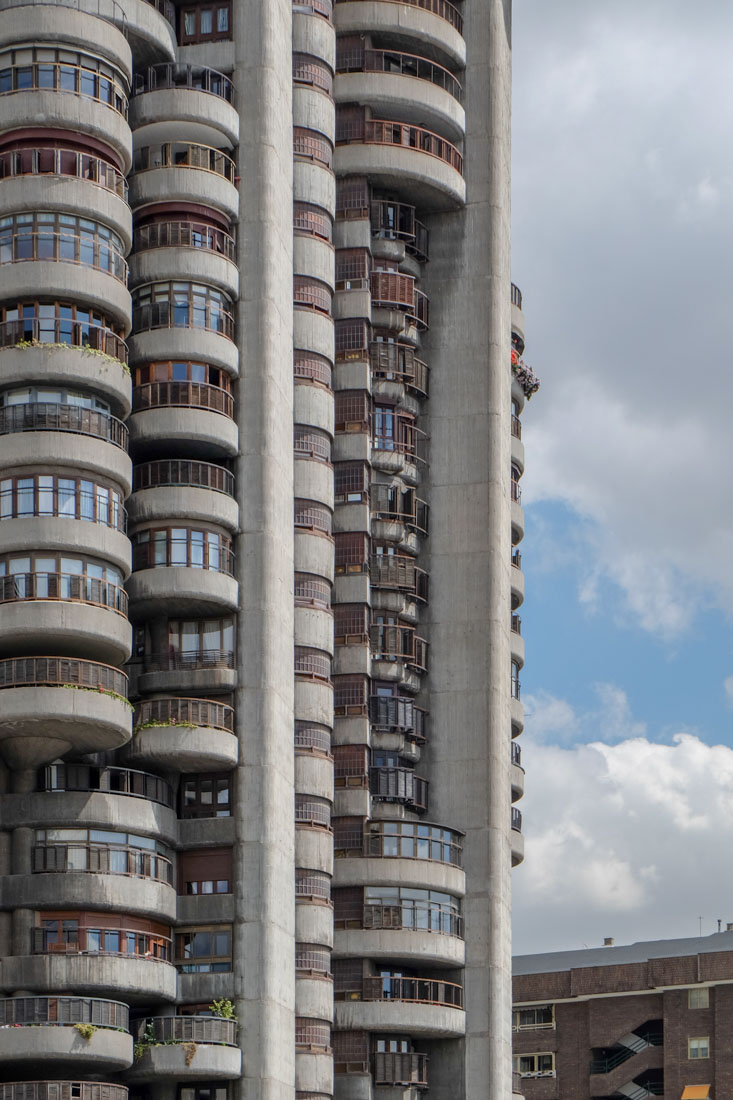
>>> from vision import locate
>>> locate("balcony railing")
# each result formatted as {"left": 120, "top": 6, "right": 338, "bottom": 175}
{"left": 32, "top": 842, "right": 172, "bottom": 883}
{"left": 0, "top": 316, "right": 127, "bottom": 363}
{"left": 371, "top": 199, "right": 429, "bottom": 262}
{"left": 370, "top": 624, "right": 428, "bottom": 672}
{"left": 132, "top": 380, "right": 234, "bottom": 418}
{"left": 511, "top": 282, "right": 522, "bottom": 309}
{"left": 0, "top": 995, "right": 128, "bottom": 1030}
{"left": 371, "top": 270, "right": 414, "bottom": 310}
{"left": 0, "top": 571, "right": 128, "bottom": 616}
{"left": 39, "top": 763, "right": 173, "bottom": 807}
{"left": 133, "top": 220, "right": 236, "bottom": 261}
{"left": 134, "top": 696, "right": 234, "bottom": 733}
{"left": 362, "top": 975, "right": 463, "bottom": 1008}
{"left": 338, "top": 48, "right": 461, "bottom": 100}
{"left": 0, "top": 655, "right": 127, "bottom": 697}
{"left": 361, "top": 902, "right": 462, "bottom": 937}
{"left": 32, "top": 926, "right": 171, "bottom": 961}
{"left": 133, "top": 63, "right": 234, "bottom": 102}
{"left": 336, "top": 0, "right": 462, "bottom": 33}
{"left": 373, "top": 425, "right": 428, "bottom": 465}
{"left": 511, "top": 807, "right": 522, "bottom": 832}
{"left": 512, "top": 1070, "right": 523, "bottom": 1094}
{"left": 0, "top": 228, "right": 128, "bottom": 281}
{"left": 0, "top": 143, "right": 127, "bottom": 198}
{"left": 511, "top": 613, "right": 521, "bottom": 634}
{"left": 370, "top": 766, "right": 428, "bottom": 812}
{"left": 511, "top": 413, "right": 522, "bottom": 439}
{"left": 0, "top": 1086, "right": 128, "bottom": 1100}
{"left": 511, "top": 741, "right": 521, "bottom": 766}
{"left": 339, "top": 118, "right": 463, "bottom": 175}
{"left": 0, "top": 402, "right": 128, "bottom": 448}
{"left": 373, "top": 1052, "right": 429, "bottom": 1087}
{"left": 132, "top": 142, "right": 237, "bottom": 183}
{"left": 371, "top": 554, "right": 428, "bottom": 601}
{"left": 371, "top": 485, "right": 429, "bottom": 534}
{"left": 132, "top": 1015, "right": 237, "bottom": 1045}
{"left": 133, "top": 459, "right": 234, "bottom": 495}
{"left": 369, "top": 694, "right": 427, "bottom": 741}
{"left": 370, "top": 342, "right": 428, "bottom": 396}
{"left": 143, "top": 649, "right": 234, "bottom": 672}
{"left": 512, "top": 548, "right": 522, "bottom": 569}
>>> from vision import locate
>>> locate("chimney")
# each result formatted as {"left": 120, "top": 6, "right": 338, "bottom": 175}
{"left": 726, "top": 923, "right": 733, "bottom": 932}
{"left": 603, "top": 937, "right": 614, "bottom": 947}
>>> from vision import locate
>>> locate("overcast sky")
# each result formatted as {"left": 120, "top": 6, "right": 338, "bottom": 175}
{"left": 511, "top": 2, "right": 733, "bottom": 956}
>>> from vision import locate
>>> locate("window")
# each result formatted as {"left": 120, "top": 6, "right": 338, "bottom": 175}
{"left": 688, "top": 988, "right": 710, "bottom": 1009}
{"left": 180, "top": 773, "right": 231, "bottom": 819}
{"left": 33, "top": 828, "right": 171, "bottom": 881}
{"left": 513, "top": 1053, "right": 555, "bottom": 1078}
{"left": 131, "top": 282, "right": 234, "bottom": 339}
{"left": 688, "top": 1037, "right": 710, "bottom": 1059}
{"left": 0, "top": 300, "right": 125, "bottom": 359}
{"left": 178, "top": 848, "right": 232, "bottom": 895}
{"left": 131, "top": 527, "right": 233, "bottom": 574}
{"left": 0, "top": 474, "right": 123, "bottom": 530}
{"left": 512, "top": 1004, "right": 555, "bottom": 1031}
{"left": 180, "top": 3, "right": 231, "bottom": 42}
{"left": 0, "top": 211, "right": 125, "bottom": 279}
{"left": 176, "top": 926, "right": 232, "bottom": 972}
{"left": 179, "top": 1087, "right": 229, "bottom": 1100}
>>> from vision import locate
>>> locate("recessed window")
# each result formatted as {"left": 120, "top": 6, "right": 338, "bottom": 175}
{"left": 513, "top": 1052, "right": 555, "bottom": 1078}
{"left": 688, "top": 1036, "right": 710, "bottom": 1059}
{"left": 180, "top": 3, "right": 231, "bottom": 43}
{"left": 180, "top": 773, "right": 231, "bottom": 819}
{"left": 512, "top": 1004, "right": 555, "bottom": 1031}
{"left": 176, "top": 926, "right": 232, "bottom": 972}
{"left": 688, "top": 987, "right": 709, "bottom": 1009}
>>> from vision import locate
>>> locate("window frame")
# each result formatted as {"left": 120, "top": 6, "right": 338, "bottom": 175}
{"left": 688, "top": 1036, "right": 710, "bottom": 1059}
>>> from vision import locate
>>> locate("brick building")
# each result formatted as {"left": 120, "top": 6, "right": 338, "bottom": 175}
{"left": 512, "top": 931, "right": 733, "bottom": 1100}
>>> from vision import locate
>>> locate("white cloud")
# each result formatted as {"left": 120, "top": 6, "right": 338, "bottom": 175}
{"left": 513, "top": 703, "right": 733, "bottom": 954}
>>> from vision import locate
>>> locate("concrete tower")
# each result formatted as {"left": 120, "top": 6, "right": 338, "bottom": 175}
{"left": 0, "top": 0, "right": 528, "bottom": 1096}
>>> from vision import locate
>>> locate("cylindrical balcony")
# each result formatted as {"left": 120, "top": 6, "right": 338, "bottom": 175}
{"left": 129, "top": 218, "right": 239, "bottom": 297}
{"left": 130, "top": 63, "right": 239, "bottom": 146}
{"left": 369, "top": 765, "right": 428, "bottom": 812}
{"left": 0, "top": 656, "right": 131, "bottom": 768}
{"left": 129, "top": 459, "right": 238, "bottom": 532}
{"left": 370, "top": 340, "right": 428, "bottom": 398}
{"left": 127, "top": 1015, "right": 241, "bottom": 1080}
{"left": 129, "top": 143, "right": 239, "bottom": 220}
{"left": 333, "top": 0, "right": 465, "bottom": 66}
{"left": 0, "top": 996, "right": 132, "bottom": 1070}
{"left": 370, "top": 623, "right": 428, "bottom": 674}
{"left": 334, "top": 975, "right": 465, "bottom": 1037}
{"left": 335, "top": 900, "right": 464, "bottom": 967}
{"left": 39, "top": 761, "right": 174, "bottom": 809}
{"left": 130, "top": 696, "right": 238, "bottom": 771}
{"left": 129, "top": 383, "right": 238, "bottom": 458}
{"left": 127, "top": 527, "right": 237, "bottom": 617}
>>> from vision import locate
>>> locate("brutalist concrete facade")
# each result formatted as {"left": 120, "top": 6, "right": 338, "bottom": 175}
{"left": 513, "top": 933, "right": 733, "bottom": 1100}
{"left": 0, "top": 0, "right": 526, "bottom": 1095}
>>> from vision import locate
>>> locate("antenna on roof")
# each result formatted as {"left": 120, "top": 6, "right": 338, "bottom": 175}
{"left": 699, "top": 916, "right": 703, "bottom": 936}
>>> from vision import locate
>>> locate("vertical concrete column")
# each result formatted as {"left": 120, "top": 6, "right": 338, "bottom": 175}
{"left": 233, "top": 0, "right": 296, "bottom": 1095}
{"left": 422, "top": 1, "right": 513, "bottom": 1097}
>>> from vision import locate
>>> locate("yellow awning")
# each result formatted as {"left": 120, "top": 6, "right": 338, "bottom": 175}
{"left": 681, "top": 1087, "right": 710, "bottom": 1099}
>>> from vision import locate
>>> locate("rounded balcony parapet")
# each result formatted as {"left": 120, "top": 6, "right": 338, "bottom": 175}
{"left": 0, "top": 402, "right": 128, "bottom": 450}
{"left": 132, "top": 380, "right": 234, "bottom": 418}
{"left": 0, "top": 994, "right": 129, "bottom": 1029}
{"left": 337, "top": 0, "right": 462, "bottom": 33}
{"left": 133, "top": 695, "right": 234, "bottom": 733}
{"left": 0, "top": 56, "right": 129, "bottom": 117}
{"left": 39, "top": 761, "right": 173, "bottom": 807}
{"left": 133, "top": 458, "right": 234, "bottom": 496}
{"left": 133, "top": 63, "right": 234, "bottom": 103}
{"left": 0, "top": 317, "right": 128, "bottom": 366}
{"left": 294, "top": 0, "right": 333, "bottom": 19}
{"left": 0, "top": 1085, "right": 127, "bottom": 1100}
{"left": 337, "top": 46, "right": 461, "bottom": 101}
{"left": 132, "top": 142, "right": 236, "bottom": 184}
{"left": 132, "top": 220, "right": 236, "bottom": 262}
{"left": 0, "top": 143, "right": 128, "bottom": 200}
{"left": 0, "top": 570, "right": 128, "bottom": 617}
{"left": 0, "top": 654, "right": 127, "bottom": 696}
{"left": 132, "top": 1014, "right": 237, "bottom": 1045}
{"left": 338, "top": 117, "right": 462, "bottom": 173}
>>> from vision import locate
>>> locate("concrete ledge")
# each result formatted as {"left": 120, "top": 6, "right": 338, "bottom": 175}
{"left": 294, "top": 459, "right": 335, "bottom": 510}
{"left": 128, "top": 725, "right": 239, "bottom": 772}
{"left": 295, "top": 605, "right": 334, "bottom": 654}
{"left": 0, "top": 91, "right": 132, "bottom": 174}
{"left": 126, "top": 567, "right": 239, "bottom": 618}
{"left": 296, "top": 974, "right": 333, "bottom": 1020}
{"left": 333, "top": 856, "right": 465, "bottom": 897}
{"left": 117, "top": 0, "right": 177, "bottom": 62}
{"left": 0, "top": 601, "right": 131, "bottom": 666}
{"left": 510, "top": 697, "right": 524, "bottom": 735}
{"left": 296, "top": 1049, "right": 334, "bottom": 1094}
{"left": 295, "top": 531, "right": 336, "bottom": 582}
{"left": 176, "top": 893, "right": 234, "bottom": 925}
{"left": 0, "top": 5, "right": 131, "bottom": 73}
{"left": 294, "top": 678, "right": 334, "bottom": 728}
{"left": 137, "top": 666, "right": 237, "bottom": 696}
{"left": 510, "top": 499, "right": 524, "bottom": 542}
{"left": 126, "top": 1040, "right": 241, "bottom": 1081}
{"left": 334, "top": 72, "right": 465, "bottom": 142}
{"left": 296, "top": 902, "right": 334, "bottom": 949}
{"left": 511, "top": 566, "right": 525, "bottom": 608}
{"left": 128, "top": 406, "right": 239, "bottom": 458}
{"left": 334, "top": 927, "right": 465, "bottom": 968}
{"left": 0, "top": 430, "right": 132, "bottom": 497}
{"left": 334, "top": 0, "right": 465, "bottom": 66}
{"left": 177, "top": 816, "right": 235, "bottom": 849}
{"left": 511, "top": 762, "right": 525, "bottom": 801}
{"left": 296, "top": 826, "right": 334, "bottom": 875}
{"left": 335, "top": 143, "right": 465, "bottom": 212}
{"left": 294, "top": 309, "right": 335, "bottom": 361}
{"left": 292, "top": 11, "right": 336, "bottom": 68}
{"left": 129, "top": 87, "right": 239, "bottom": 147}
{"left": 294, "top": 381, "right": 335, "bottom": 434}
{"left": 0, "top": 516, "right": 130, "bottom": 578}
{"left": 295, "top": 753, "right": 334, "bottom": 801}
{"left": 0, "top": 261, "right": 130, "bottom": 333}
{"left": 334, "top": 999, "right": 465, "bottom": 1038}
{"left": 1, "top": 872, "right": 176, "bottom": 922}
{"left": 294, "top": 160, "right": 336, "bottom": 216}
{"left": 128, "top": 326, "right": 239, "bottom": 376}
{"left": 1, "top": 790, "right": 177, "bottom": 845}
{"left": 0, "top": 954, "right": 177, "bottom": 1003}
{"left": 293, "top": 85, "right": 336, "bottom": 141}
{"left": 0, "top": 1023, "right": 133, "bottom": 1069}
{"left": 512, "top": 301, "right": 526, "bottom": 349}
{"left": 127, "top": 485, "right": 239, "bottom": 532}
{"left": 0, "top": 176, "right": 132, "bottom": 253}
{"left": 176, "top": 970, "right": 233, "bottom": 1004}
{"left": 0, "top": 687, "right": 131, "bottom": 769}
{"left": 511, "top": 830, "right": 525, "bottom": 868}
{"left": 511, "top": 433, "right": 525, "bottom": 475}
{"left": 129, "top": 247, "right": 239, "bottom": 298}
{"left": 0, "top": 344, "right": 131, "bottom": 417}
{"left": 129, "top": 166, "right": 239, "bottom": 220}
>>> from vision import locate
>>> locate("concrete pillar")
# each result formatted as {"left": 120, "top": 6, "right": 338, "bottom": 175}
{"left": 11, "top": 909, "right": 33, "bottom": 958}
{"left": 232, "top": 0, "right": 296, "bottom": 1095}
{"left": 11, "top": 827, "right": 31, "bottom": 876}
{"left": 422, "top": 1, "right": 513, "bottom": 1097}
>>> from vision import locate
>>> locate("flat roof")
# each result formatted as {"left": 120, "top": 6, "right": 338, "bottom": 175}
{"left": 514, "top": 930, "right": 733, "bottom": 976}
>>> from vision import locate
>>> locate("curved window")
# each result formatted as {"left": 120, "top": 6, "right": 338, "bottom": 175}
{"left": 0, "top": 142, "right": 127, "bottom": 198}
{"left": 133, "top": 361, "right": 233, "bottom": 417}
{"left": 364, "top": 886, "right": 462, "bottom": 936}
{"left": 0, "top": 552, "right": 125, "bottom": 614}
{"left": 33, "top": 828, "right": 171, "bottom": 881}
{"left": 1, "top": 386, "right": 109, "bottom": 414}
{"left": 0, "top": 301, "right": 126, "bottom": 362}
{"left": 132, "top": 282, "right": 234, "bottom": 339}
{"left": 0, "top": 46, "right": 128, "bottom": 115}
{"left": 0, "top": 212, "right": 126, "bottom": 280}
{"left": 132, "top": 142, "right": 236, "bottom": 182}
{"left": 131, "top": 527, "right": 233, "bottom": 574}
{"left": 134, "top": 218, "right": 235, "bottom": 261}
{"left": 0, "top": 473, "right": 124, "bottom": 530}
{"left": 366, "top": 820, "right": 463, "bottom": 865}
{"left": 33, "top": 913, "right": 171, "bottom": 959}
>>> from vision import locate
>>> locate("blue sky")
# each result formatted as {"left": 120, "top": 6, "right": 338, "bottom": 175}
{"left": 510, "top": 0, "right": 733, "bottom": 954}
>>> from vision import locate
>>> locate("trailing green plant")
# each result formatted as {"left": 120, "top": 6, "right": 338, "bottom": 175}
{"left": 133, "top": 719, "right": 197, "bottom": 732}
{"left": 60, "top": 683, "right": 133, "bottom": 707}
{"left": 73, "top": 1021, "right": 97, "bottom": 1040}
{"left": 210, "top": 998, "right": 237, "bottom": 1021}
{"left": 6, "top": 338, "right": 129, "bottom": 371}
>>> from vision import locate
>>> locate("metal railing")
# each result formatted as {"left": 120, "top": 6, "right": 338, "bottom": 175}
{"left": 132, "top": 380, "right": 234, "bottom": 418}
{"left": 293, "top": 0, "right": 332, "bottom": 16}
{"left": 0, "top": 996, "right": 128, "bottom": 1030}
{"left": 369, "top": 694, "right": 427, "bottom": 741}
{"left": 511, "top": 741, "right": 521, "bottom": 766}
{"left": 371, "top": 199, "right": 429, "bottom": 261}
{"left": 370, "top": 624, "right": 428, "bottom": 671}
{"left": 0, "top": 655, "right": 127, "bottom": 696}
{"left": 133, "top": 1015, "right": 236, "bottom": 1045}
{"left": 338, "top": 48, "right": 461, "bottom": 100}
{"left": 32, "top": 926, "right": 171, "bottom": 961}
{"left": 511, "top": 807, "right": 522, "bottom": 832}
{"left": 0, "top": 571, "right": 127, "bottom": 615}
{"left": 0, "top": 1085, "right": 128, "bottom": 1100}
{"left": 370, "top": 766, "right": 428, "bottom": 811}
{"left": 0, "top": 227, "right": 127, "bottom": 281}
{"left": 133, "top": 63, "right": 234, "bottom": 102}
{"left": 0, "top": 402, "right": 127, "bottom": 448}
{"left": 370, "top": 341, "right": 429, "bottom": 396}
{"left": 0, "top": 316, "right": 127, "bottom": 363}
{"left": 134, "top": 696, "right": 234, "bottom": 732}
{"left": 39, "top": 763, "right": 173, "bottom": 807}
{"left": 0, "top": 60, "right": 128, "bottom": 115}
{"left": 511, "top": 282, "right": 523, "bottom": 309}
{"left": 511, "top": 613, "right": 521, "bottom": 634}
{"left": 371, "top": 485, "right": 429, "bottom": 534}
{"left": 511, "top": 413, "right": 522, "bottom": 438}
{"left": 370, "top": 555, "right": 428, "bottom": 601}
{"left": 133, "top": 220, "right": 236, "bottom": 261}
{"left": 337, "top": 0, "right": 462, "bottom": 32}
{"left": 132, "top": 142, "right": 236, "bottom": 183}
{"left": 512, "top": 548, "right": 522, "bottom": 569}
{"left": 340, "top": 118, "right": 463, "bottom": 174}
{"left": 361, "top": 902, "right": 462, "bottom": 937}
{"left": 589, "top": 1034, "right": 663, "bottom": 1074}
{"left": 371, "top": 270, "right": 415, "bottom": 310}
{"left": 373, "top": 1052, "right": 429, "bottom": 1087}
{"left": 362, "top": 975, "right": 463, "bottom": 1008}
{"left": 143, "top": 649, "right": 234, "bottom": 671}
{"left": 33, "top": 842, "right": 172, "bottom": 883}
{"left": 0, "top": 143, "right": 127, "bottom": 197}
{"left": 133, "top": 458, "right": 234, "bottom": 495}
